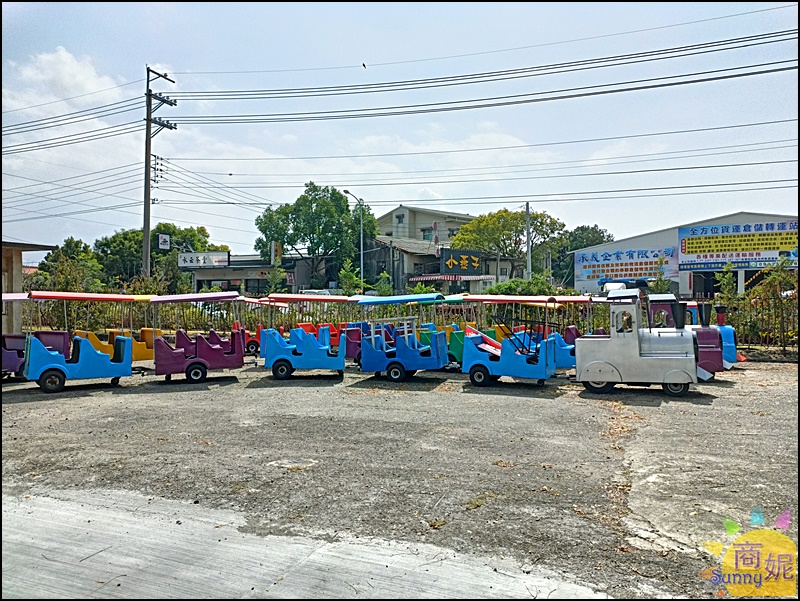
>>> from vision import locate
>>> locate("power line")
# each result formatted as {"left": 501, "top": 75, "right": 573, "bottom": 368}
{"left": 170, "top": 4, "right": 798, "bottom": 74}
{"left": 1, "top": 122, "right": 145, "bottom": 155}
{"left": 184, "top": 140, "right": 798, "bottom": 178}
{"left": 3, "top": 33, "right": 794, "bottom": 155}
{"left": 168, "top": 118, "right": 798, "bottom": 161}
{"left": 151, "top": 159, "right": 799, "bottom": 191}
{"left": 156, "top": 158, "right": 282, "bottom": 208}
{"left": 5, "top": 179, "right": 795, "bottom": 225}
{"left": 2, "top": 162, "right": 142, "bottom": 192}
{"left": 165, "top": 61, "right": 798, "bottom": 124}
{"left": 2, "top": 166, "right": 143, "bottom": 212}
{"left": 151, "top": 178, "right": 799, "bottom": 207}
{"left": 2, "top": 98, "right": 144, "bottom": 135}
{"left": 166, "top": 30, "right": 796, "bottom": 100}
{"left": 362, "top": 5, "right": 800, "bottom": 69}
{"left": 1, "top": 80, "right": 145, "bottom": 115}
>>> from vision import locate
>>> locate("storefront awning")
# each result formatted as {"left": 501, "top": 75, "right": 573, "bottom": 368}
{"left": 408, "top": 274, "right": 496, "bottom": 282}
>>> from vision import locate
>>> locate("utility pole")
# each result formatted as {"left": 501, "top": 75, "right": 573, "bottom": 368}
{"left": 142, "top": 66, "right": 176, "bottom": 276}
{"left": 343, "top": 190, "right": 365, "bottom": 293}
{"left": 525, "top": 201, "right": 531, "bottom": 279}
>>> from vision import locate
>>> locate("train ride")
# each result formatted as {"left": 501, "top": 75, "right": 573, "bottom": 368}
{"left": 1, "top": 288, "right": 743, "bottom": 396}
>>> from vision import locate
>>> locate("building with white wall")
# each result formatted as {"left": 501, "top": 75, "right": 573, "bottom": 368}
{"left": 375, "top": 205, "right": 510, "bottom": 293}
{"left": 376, "top": 205, "right": 475, "bottom": 243}
{"left": 572, "top": 212, "right": 798, "bottom": 297}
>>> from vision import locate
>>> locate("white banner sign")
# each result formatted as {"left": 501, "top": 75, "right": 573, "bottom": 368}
{"left": 178, "top": 252, "right": 229, "bottom": 268}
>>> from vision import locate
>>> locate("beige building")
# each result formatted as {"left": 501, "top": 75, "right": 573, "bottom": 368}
{"left": 2, "top": 241, "right": 57, "bottom": 334}
{"left": 376, "top": 204, "right": 475, "bottom": 243}
{"left": 374, "top": 206, "right": 512, "bottom": 294}
{"left": 181, "top": 205, "right": 517, "bottom": 294}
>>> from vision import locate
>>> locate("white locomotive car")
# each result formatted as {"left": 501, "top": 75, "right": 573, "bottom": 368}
{"left": 572, "top": 290, "right": 697, "bottom": 397}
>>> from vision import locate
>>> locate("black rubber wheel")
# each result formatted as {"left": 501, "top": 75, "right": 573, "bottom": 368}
{"left": 662, "top": 382, "right": 690, "bottom": 397}
{"left": 246, "top": 341, "right": 259, "bottom": 355}
{"left": 165, "top": 374, "right": 172, "bottom": 382}
{"left": 469, "top": 364, "right": 491, "bottom": 387}
{"left": 386, "top": 362, "right": 406, "bottom": 383}
{"left": 337, "top": 369, "right": 344, "bottom": 377}
{"left": 16, "top": 369, "right": 25, "bottom": 379}
{"left": 355, "top": 352, "right": 362, "bottom": 367}
{"left": 536, "top": 379, "right": 546, "bottom": 387}
{"left": 110, "top": 377, "right": 121, "bottom": 387}
{"left": 185, "top": 363, "right": 207, "bottom": 384}
{"left": 583, "top": 381, "right": 616, "bottom": 394}
{"left": 448, "top": 353, "right": 457, "bottom": 364}
{"left": 38, "top": 369, "right": 66, "bottom": 393}
{"left": 272, "top": 359, "right": 292, "bottom": 380}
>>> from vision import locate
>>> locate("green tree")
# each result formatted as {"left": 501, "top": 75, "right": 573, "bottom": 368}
{"left": 266, "top": 268, "right": 288, "bottom": 294}
{"left": 150, "top": 223, "right": 229, "bottom": 291}
{"left": 551, "top": 225, "right": 615, "bottom": 288}
{"left": 483, "top": 275, "right": 555, "bottom": 296}
{"left": 254, "top": 183, "right": 377, "bottom": 287}
{"left": 123, "top": 273, "right": 169, "bottom": 296}
{"left": 93, "top": 228, "right": 143, "bottom": 282}
{"left": 649, "top": 255, "right": 673, "bottom": 294}
{"left": 406, "top": 282, "right": 438, "bottom": 294}
{"left": 750, "top": 256, "right": 798, "bottom": 351}
{"left": 35, "top": 237, "right": 105, "bottom": 292}
{"left": 714, "top": 262, "right": 738, "bottom": 308}
{"left": 337, "top": 259, "right": 364, "bottom": 296}
{"left": 93, "top": 223, "right": 229, "bottom": 293}
{"left": 149, "top": 251, "right": 193, "bottom": 295}
{"left": 451, "top": 209, "right": 565, "bottom": 277}
{"left": 373, "top": 271, "right": 393, "bottom": 296}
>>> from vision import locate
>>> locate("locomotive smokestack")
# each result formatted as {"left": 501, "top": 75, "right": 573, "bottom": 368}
{"left": 697, "top": 303, "right": 712, "bottom": 328}
{"left": 672, "top": 302, "right": 687, "bottom": 329}
{"left": 714, "top": 304, "right": 727, "bottom": 326}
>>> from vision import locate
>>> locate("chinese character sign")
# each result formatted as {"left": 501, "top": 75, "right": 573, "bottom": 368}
{"left": 715, "top": 528, "right": 797, "bottom": 597}
{"left": 678, "top": 221, "right": 798, "bottom": 271}
{"left": 574, "top": 246, "right": 679, "bottom": 289}
{"left": 440, "top": 249, "right": 481, "bottom": 275}
{"left": 177, "top": 252, "right": 229, "bottom": 268}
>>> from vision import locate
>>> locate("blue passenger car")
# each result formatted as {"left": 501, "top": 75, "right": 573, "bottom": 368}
{"left": 23, "top": 334, "right": 133, "bottom": 393}
{"left": 262, "top": 325, "right": 345, "bottom": 379}
{"left": 356, "top": 294, "right": 449, "bottom": 382}
{"left": 461, "top": 330, "right": 557, "bottom": 387}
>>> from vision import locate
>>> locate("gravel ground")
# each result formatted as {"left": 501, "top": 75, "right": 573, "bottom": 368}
{"left": 2, "top": 360, "right": 798, "bottom": 598}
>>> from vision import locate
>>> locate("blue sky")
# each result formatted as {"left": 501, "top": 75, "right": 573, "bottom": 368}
{"left": 2, "top": 2, "right": 797, "bottom": 263}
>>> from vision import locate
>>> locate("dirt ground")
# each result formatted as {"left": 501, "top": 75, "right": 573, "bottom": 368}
{"left": 737, "top": 346, "right": 798, "bottom": 363}
{"left": 2, "top": 360, "right": 798, "bottom": 598}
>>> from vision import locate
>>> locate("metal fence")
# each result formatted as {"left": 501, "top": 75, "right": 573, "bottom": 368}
{"left": 16, "top": 293, "right": 798, "bottom": 350}
{"left": 723, "top": 295, "right": 798, "bottom": 349}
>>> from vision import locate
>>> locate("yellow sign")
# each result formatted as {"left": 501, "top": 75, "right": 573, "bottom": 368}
{"left": 441, "top": 249, "right": 481, "bottom": 274}
{"left": 683, "top": 231, "right": 797, "bottom": 255}
{"left": 715, "top": 529, "right": 797, "bottom": 597}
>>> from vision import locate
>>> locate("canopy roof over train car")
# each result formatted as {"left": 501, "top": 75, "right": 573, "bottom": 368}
{"left": 149, "top": 291, "right": 240, "bottom": 303}
{"left": 356, "top": 293, "right": 445, "bottom": 306}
